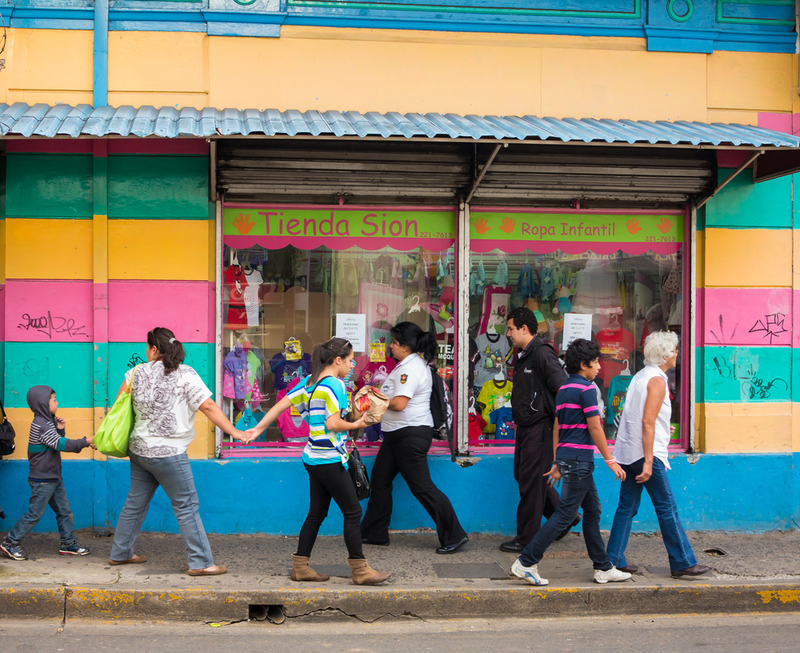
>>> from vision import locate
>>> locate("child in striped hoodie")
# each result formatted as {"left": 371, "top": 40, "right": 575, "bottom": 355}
{"left": 0, "top": 386, "right": 92, "bottom": 561}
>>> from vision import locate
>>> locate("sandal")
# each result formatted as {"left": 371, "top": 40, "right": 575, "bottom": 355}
{"left": 187, "top": 564, "right": 227, "bottom": 577}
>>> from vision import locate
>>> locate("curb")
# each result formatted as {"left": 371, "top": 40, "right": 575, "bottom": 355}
{"left": 2, "top": 584, "right": 800, "bottom": 622}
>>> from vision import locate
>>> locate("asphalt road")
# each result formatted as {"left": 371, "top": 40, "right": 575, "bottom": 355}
{"left": 3, "top": 614, "right": 800, "bottom": 653}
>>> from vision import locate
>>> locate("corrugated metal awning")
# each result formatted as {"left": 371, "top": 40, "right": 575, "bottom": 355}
{"left": 1, "top": 103, "right": 799, "bottom": 149}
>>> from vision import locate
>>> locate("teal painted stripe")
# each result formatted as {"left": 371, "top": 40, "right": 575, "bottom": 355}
{"left": 108, "top": 156, "right": 209, "bottom": 219}
{"left": 704, "top": 170, "right": 793, "bottom": 230}
{"left": 792, "top": 348, "right": 800, "bottom": 403}
{"left": 699, "top": 346, "right": 791, "bottom": 403}
{"left": 6, "top": 154, "right": 93, "bottom": 219}
{"left": 106, "top": 343, "right": 215, "bottom": 406}
{"left": 4, "top": 342, "right": 94, "bottom": 408}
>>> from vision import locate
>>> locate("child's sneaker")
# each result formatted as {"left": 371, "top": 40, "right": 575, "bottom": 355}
{"left": 593, "top": 567, "right": 632, "bottom": 584}
{"left": 59, "top": 542, "right": 90, "bottom": 556}
{"left": 0, "top": 539, "right": 28, "bottom": 561}
{"left": 511, "top": 558, "right": 549, "bottom": 586}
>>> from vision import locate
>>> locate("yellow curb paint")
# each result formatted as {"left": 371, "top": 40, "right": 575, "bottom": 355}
{"left": 758, "top": 590, "right": 800, "bottom": 604}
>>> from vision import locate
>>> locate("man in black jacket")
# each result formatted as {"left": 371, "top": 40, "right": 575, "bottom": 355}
{"left": 500, "top": 307, "right": 578, "bottom": 553}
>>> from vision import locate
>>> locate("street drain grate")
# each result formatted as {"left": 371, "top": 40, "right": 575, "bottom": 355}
{"left": 433, "top": 563, "right": 508, "bottom": 579}
{"left": 704, "top": 547, "right": 728, "bottom": 557}
{"left": 250, "top": 604, "right": 285, "bottom": 624}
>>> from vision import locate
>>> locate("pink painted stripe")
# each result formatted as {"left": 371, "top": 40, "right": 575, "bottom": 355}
{"left": 557, "top": 442, "right": 595, "bottom": 450}
{"left": 559, "top": 423, "right": 588, "bottom": 429}
{"left": 225, "top": 234, "right": 454, "bottom": 253}
{"left": 4, "top": 280, "right": 93, "bottom": 342}
{"left": 471, "top": 239, "right": 682, "bottom": 255}
{"left": 108, "top": 139, "right": 210, "bottom": 155}
{"left": 700, "top": 287, "right": 792, "bottom": 347}
{"left": 108, "top": 280, "right": 214, "bottom": 343}
{"left": 0, "top": 284, "right": 5, "bottom": 341}
{"left": 93, "top": 282, "right": 108, "bottom": 343}
{"left": 758, "top": 112, "right": 793, "bottom": 135}
{"left": 472, "top": 207, "right": 680, "bottom": 216}
{"left": 7, "top": 140, "right": 93, "bottom": 154}
{"left": 556, "top": 403, "right": 582, "bottom": 410}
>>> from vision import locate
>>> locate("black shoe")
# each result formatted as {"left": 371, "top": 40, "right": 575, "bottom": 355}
{"left": 361, "top": 537, "right": 390, "bottom": 547}
{"left": 617, "top": 564, "right": 639, "bottom": 574}
{"left": 555, "top": 514, "right": 582, "bottom": 541}
{"left": 671, "top": 564, "right": 711, "bottom": 578}
{"left": 499, "top": 540, "right": 524, "bottom": 553}
{"left": 436, "top": 536, "right": 469, "bottom": 554}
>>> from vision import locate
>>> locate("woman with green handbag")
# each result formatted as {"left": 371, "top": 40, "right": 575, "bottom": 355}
{"left": 108, "top": 327, "right": 248, "bottom": 576}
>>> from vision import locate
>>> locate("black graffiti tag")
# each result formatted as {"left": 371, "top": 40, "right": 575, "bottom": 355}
{"left": 127, "top": 353, "right": 146, "bottom": 369}
{"left": 18, "top": 311, "right": 90, "bottom": 339}
{"left": 742, "top": 376, "right": 788, "bottom": 400}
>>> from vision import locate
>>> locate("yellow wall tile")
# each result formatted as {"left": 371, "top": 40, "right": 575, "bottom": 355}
{"left": 0, "top": 220, "right": 5, "bottom": 284}
{"left": 704, "top": 228, "right": 791, "bottom": 288}
{"left": 700, "top": 403, "right": 793, "bottom": 453}
{"left": 108, "top": 220, "right": 211, "bottom": 281}
{"left": 706, "top": 109, "right": 760, "bottom": 126}
{"left": 3, "top": 408, "right": 96, "bottom": 460}
{"left": 187, "top": 413, "right": 215, "bottom": 460}
{"left": 541, "top": 49, "right": 707, "bottom": 121}
{"left": 5, "top": 219, "right": 93, "bottom": 280}
{"left": 109, "top": 31, "right": 208, "bottom": 94}
{"left": 707, "top": 51, "right": 793, "bottom": 112}
{"left": 7, "top": 29, "right": 93, "bottom": 94}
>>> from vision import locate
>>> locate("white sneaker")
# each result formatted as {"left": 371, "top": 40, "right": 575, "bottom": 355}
{"left": 511, "top": 558, "right": 549, "bottom": 586}
{"left": 593, "top": 567, "right": 632, "bottom": 584}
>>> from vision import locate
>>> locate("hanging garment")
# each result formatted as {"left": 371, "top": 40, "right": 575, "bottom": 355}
{"left": 224, "top": 265, "right": 249, "bottom": 329}
{"left": 223, "top": 345, "right": 249, "bottom": 399}
{"left": 571, "top": 259, "right": 623, "bottom": 319}
{"left": 478, "top": 285, "right": 512, "bottom": 336}
{"left": 477, "top": 380, "right": 513, "bottom": 434}
{"left": 490, "top": 406, "right": 515, "bottom": 440}
{"left": 595, "top": 326, "right": 635, "bottom": 384}
{"left": 269, "top": 352, "right": 313, "bottom": 392}
{"left": 358, "top": 281, "right": 404, "bottom": 329}
{"left": 474, "top": 332, "right": 511, "bottom": 389}
{"left": 606, "top": 373, "right": 633, "bottom": 426}
{"left": 277, "top": 379, "right": 311, "bottom": 442}
{"left": 243, "top": 268, "right": 263, "bottom": 327}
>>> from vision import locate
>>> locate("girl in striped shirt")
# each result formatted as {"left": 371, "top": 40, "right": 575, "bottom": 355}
{"left": 245, "top": 337, "right": 390, "bottom": 586}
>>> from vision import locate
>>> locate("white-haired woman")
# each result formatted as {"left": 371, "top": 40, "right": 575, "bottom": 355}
{"left": 606, "top": 331, "right": 709, "bottom": 578}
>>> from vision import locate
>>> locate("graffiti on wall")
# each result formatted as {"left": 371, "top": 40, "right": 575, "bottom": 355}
{"left": 702, "top": 288, "right": 791, "bottom": 347}
{"left": 17, "top": 311, "right": 90, "bottom": 340}
{"left": 710, "top": 350, "right": 788, "bottom": 402}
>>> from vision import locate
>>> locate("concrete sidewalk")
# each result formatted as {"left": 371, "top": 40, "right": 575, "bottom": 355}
{"left": 1, "top": 529, "right": 799, "bottom": 622}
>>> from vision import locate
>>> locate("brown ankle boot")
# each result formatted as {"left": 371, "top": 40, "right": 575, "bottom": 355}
{"left": 290, "top": 554, "right": 330, "bottom": 582}
{"left": 347, "top": 558, "right": 391, "bottom": 585}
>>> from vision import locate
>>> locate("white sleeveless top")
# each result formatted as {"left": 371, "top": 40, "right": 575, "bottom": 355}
{"left": 613, "top": 365, "right": 671, "bottom": 470}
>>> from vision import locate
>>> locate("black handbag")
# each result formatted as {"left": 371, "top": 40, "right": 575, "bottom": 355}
{"left": 0, "top": 399, "right": 16, "bottom": 459}
{"left": 348, "top": 446, "right": 370, "bottom": 501}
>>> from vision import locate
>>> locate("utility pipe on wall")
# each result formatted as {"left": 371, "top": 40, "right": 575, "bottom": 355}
{"left": 93, "top": 0, "right": 109, "bottom": 107}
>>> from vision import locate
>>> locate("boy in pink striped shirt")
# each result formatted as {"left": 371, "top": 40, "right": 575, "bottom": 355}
{"left": 511, "top": 339, "right": 630, "bottom": 586}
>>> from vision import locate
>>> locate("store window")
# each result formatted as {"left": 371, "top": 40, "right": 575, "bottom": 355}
{"left": 467, "top": 209, "right": 687, "bottom": 451}
{"left": 220, "top": 205, "right": 457, "bottom": 457}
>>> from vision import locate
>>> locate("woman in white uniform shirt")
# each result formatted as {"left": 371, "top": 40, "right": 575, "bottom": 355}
{"left": 360, "top": 322, "right": 468, "bottom": 554}
{"left": 606, "top": 331, "right": 709, "bottom": 578}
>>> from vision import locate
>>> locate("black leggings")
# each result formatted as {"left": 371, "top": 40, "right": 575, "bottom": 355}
{"left": 361, "top": 425, "right": 467, "bottom": 547}
{"left": 298, "top": 462, "right": 364, "bottom": 559}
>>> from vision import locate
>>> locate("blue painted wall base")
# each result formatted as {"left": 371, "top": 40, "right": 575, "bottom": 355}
{"left": 0, "top": 453, "right": 798, "bottom": 536}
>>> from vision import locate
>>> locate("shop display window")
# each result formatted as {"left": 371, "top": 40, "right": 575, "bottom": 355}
{"left": 220, "top": 205, "right": 457, "bottom": 457}
{"left": 467, "top": 208, "right": 687, "bottom": 451}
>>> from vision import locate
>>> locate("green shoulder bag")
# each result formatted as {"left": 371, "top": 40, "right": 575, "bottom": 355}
{"left": 94, "top": 365, "right": 141, "bottom": 458}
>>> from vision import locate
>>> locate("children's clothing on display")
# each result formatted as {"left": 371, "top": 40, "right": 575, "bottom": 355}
{"left": 606, "top": 373, "right": 633, "bottom": 426}
{"left": 224, "top": 265, "right": 249, "bottom": 329}
{"left": 358, "top": 281, "right": 404, "bottom": 330}
{"left": 571, "top": 259, "right": 623, "bottom": 323}
{"left": 269, "top": 352, "right": 313, "bottom": 392}
{"left": 478, "top": 285, "right": 512, "bottom": 335}
{"left": 663, "top": 251, "right": 682, "bottom": 294}
{"left": 474, "top": 332, "right": 511, "bottom": 388}
{"left": 468, "top": 412, "right": 488, "bottom": 441}
{"left": 595, "top": 326, "right": 635, "bottom": 383}
{"left": 354, "top": 357, "right": 397, "bottom": 390}
{"left": 243, "top": 268, "right": 263, "bottom": 327}
{"left": 223, "top": 345, "right": 249, "bottom": 399}
{"left": 245, "top": 350, "right": 265, "bottom": 403}
{"left": 277, "top": 379, "right": 310, "bottom": 442}
{"left": 490, "top": 406, "right": 515, "bottom": 440}
{"left": 477, "top": 380, "right": 513, "bottom": 434}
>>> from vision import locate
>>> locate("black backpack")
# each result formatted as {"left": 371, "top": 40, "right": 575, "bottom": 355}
{"left": 0, "top": 399, "right": 16, "bottom": 459}
{"left": 429, "top": 366, "right": 452, "bottom": 441}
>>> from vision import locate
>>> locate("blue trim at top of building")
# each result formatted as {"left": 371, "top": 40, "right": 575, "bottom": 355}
{"left": 0, "top": 1, "right": 795, "bottom": 53}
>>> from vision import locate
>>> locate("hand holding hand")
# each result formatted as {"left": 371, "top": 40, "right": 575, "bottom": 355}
{"left": 544, "top": 464, "right": 561, "bottom": 488}
{"left": 230, "top": 429, "right": 249, "bottom": 442}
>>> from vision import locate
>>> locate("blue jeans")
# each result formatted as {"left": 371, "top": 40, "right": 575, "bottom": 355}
{"left": 607, "top": 457, "right": 697, "bottom": 573}
{"left": 519, "top": 460, "right": 611, "bottom": 571}
{"left": 7, "top": 479, "right": 75, "bottom": 546}
{"left": 110, "top": 452, "right": 214, "bottom": 569}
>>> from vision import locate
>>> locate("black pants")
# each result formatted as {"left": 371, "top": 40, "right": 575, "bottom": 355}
{"left": 361, "top": 426, "right": 467, "bottom": 547}
{"left": 298, "top": 462, "right": 364, "bottom": 559}
{"left": 513, "top": 421, "right": 560, "bottom": 546}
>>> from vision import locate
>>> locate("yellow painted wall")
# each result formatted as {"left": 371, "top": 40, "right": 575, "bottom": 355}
{"left": 108, "top": 220, "right": 212, "bottom": 281}
{"left": 5, "top": 408, "right": 214, "bottom": 460}
{"left": 699, "top": 403, "right": 794, "bottom": 453}
{"left": 4, "top": 219, "right": 93, "bottom": 280}
{"left": 3, "top": 27, "right": 796, "bottom": 122}
{"left": 704, "top": 228, "right": 792, "bottom": 288}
